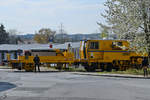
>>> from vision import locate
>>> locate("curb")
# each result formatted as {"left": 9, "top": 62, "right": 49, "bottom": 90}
{"left": 73, "top": 72, "right": 150, "bottom": 79}
{"left": 0, "top": 67, "right": 12, "bottom": 69}
{"left": 0, "top": 68, "right": 12, "bottom": 69}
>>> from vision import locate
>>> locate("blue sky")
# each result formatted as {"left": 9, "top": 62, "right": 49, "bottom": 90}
{"left": 0, "top": 0, "right": 106, "bottom": 34}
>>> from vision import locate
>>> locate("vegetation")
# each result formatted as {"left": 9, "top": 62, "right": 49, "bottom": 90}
{"left": 100, "top": 0, "right": 150, "bottom": 62}
{"left": 34, "top": 28, "right": 56, "bottom": 44}
{"left": 99, "top": 69, "right": 150, "bottom": 75}
{"left": 0, "top": 24, "right": 22, "bottom": 44}
{"left": 98, "top": 23, "right": 110, "bottom": 39}
{"left": 8, "top": 29, "right": 23, "bottom": 44}
{"left": 0, "top": 24, "right": 9, "bottom": 44}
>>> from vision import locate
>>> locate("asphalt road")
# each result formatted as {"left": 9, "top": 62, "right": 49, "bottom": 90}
{"left": 0, "top": 69, "right": 150, "bottom": 100}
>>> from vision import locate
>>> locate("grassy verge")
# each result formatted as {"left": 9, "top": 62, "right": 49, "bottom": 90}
{"left": 46, "top": 65, "right": 148, "bottom": 75}
{"left": 99, "top": 68, "right": 150, "bottom": 75}
{"left": 0, "top": 65, "right": 11, "bottom": 69}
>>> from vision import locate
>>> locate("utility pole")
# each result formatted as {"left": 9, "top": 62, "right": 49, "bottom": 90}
{"left": 59, "top": 23, "right": 65, "bottom": 43}
{"left": 60, "top": 23, "right": 63, "bottom": 35}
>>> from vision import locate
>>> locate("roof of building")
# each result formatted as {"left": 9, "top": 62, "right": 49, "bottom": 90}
{"left": 0, "top": 42, "right": 80, "bottom": 51}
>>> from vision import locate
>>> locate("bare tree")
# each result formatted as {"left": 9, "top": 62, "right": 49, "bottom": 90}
{"left": 8, "top": 29, "right": 23, "bottom": 44}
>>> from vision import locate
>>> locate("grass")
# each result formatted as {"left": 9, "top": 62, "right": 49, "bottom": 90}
{"left": 0, "top": 65, "right": 12, "bottom": 69}
{"left": 33, "top": 64, "right": 149, "bottom": 75}
{"left": 61, "top": 67, "right": 147, "bottom": 75}
{"left": 99, "top": 68, "right": 150, "bottom": 75}
{"left": 63, "top": 67, "right": 147, "bottom": 75}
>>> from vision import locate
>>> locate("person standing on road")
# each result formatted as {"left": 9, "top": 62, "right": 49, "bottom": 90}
{"left": 33, "top": 55, "right": 40, "bottom": 72}
{"left": 142, "top": 58, "right": 148, "bottom": 77}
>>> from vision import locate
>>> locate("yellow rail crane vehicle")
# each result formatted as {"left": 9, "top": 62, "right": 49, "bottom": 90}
{"left": 79, "top": 40, "right": 145, "bottom": 72}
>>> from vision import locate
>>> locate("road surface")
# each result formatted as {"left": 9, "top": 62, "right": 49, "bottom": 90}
{"left": 0, "top": 69, "right": 150, "bottom": 100}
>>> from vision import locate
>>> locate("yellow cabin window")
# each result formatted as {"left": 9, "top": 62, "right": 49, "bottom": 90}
{"left": 117, "top": 42, "right": 123, "bottom": 46}
{"left": 112, "top": 41, "right": 123, "bottom": 50}
{"left": 89, "top": 42, "right": 99, "bottom": 49}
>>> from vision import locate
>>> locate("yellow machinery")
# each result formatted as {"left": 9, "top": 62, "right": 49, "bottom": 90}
{"left": 8, "top": 40, "right": 146, "bottom": 72}
{"left": 79, "top": 40, "right": 146, "bottom": 71}
{"left": 8, "top": 49, "right": 74, "bottom": 71}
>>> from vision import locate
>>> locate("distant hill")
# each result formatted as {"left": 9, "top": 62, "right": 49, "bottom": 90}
{"left": 17, "top": 33, "right": 117, "bottom": 43}
{"left": 54, "top": 33, "right": 101, "bottom": 42}
{"left": 54, "top": 33, "right": 117, "bottom": 42}
{"left": 18, "top": 34, "right": 34, "bottom": 39}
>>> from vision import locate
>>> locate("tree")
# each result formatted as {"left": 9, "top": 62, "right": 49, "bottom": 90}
{"left": 100, "top": 0, "right": 150, "bottom": 63}
{"left": 0, "top": 24, "right": 9, "bottom": 44}
{"left": 8, "top": 29, "right": 19, "bottom": 35}
{"left": 98, "top": 24, "right": 110, "bottom": 39}
{"left": 34, "top": 28, "right": 56, "bottom": 44}
{"left": 8, "top": 29, "right": 22, "bottom": 44}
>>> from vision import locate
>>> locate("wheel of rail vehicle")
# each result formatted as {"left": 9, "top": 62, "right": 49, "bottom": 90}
{"left": 115, "top": 66, "right": 119, "bottom": 71}
{"left": 84, "top": 65, "right": 96, "bottom": 72}
{"left": 25, "top": 63, "right": 34, "bottom": 72}
{"left": 18, "top": 67, "right": 21, "bottom": 70}
{"left": 84, "top": 66, "right": 90, "bottom": 72}
{"left": 106, "top": 63, "right": 113, "bottom": 72}
{"left": 100, "top": 63, "right": 105, "bottom": 72}
{"left": 56, "top": 63, "right": 63, "bottom": 71}
{"left": 91, "top": 63, "right": 97, "bottom": 72}
{"left": 17, "top": 63, "right": 23, "bottom": 70}
{"left": 112, "top": 61, "right": 119, "bottom": 71}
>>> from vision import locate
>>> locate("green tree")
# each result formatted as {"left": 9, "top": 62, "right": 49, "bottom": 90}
{"left": 0, "top": 24, "right": 9, "bottom": 44}
{"left": 34, "top": 28, "right": 56, "bottom": 44}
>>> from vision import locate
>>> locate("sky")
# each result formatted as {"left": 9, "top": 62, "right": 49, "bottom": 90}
{"left": 0, "top": 0, "right": 106, "bottom": 34}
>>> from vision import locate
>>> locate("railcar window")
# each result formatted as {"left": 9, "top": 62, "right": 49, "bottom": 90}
{"left": 118, "top": 42, "right": 122, "bottom": 46}
{"left": 89, "top": 42, "right": 99, "bottom": 49}
{"left": 112, "top": 42, "right": 123, "bottom": 47}
{"left": 112, "top": 41, "right": 123, "bottom": 50}
{"left": 25, "top": 51, "right": 31, "bottom": 56}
